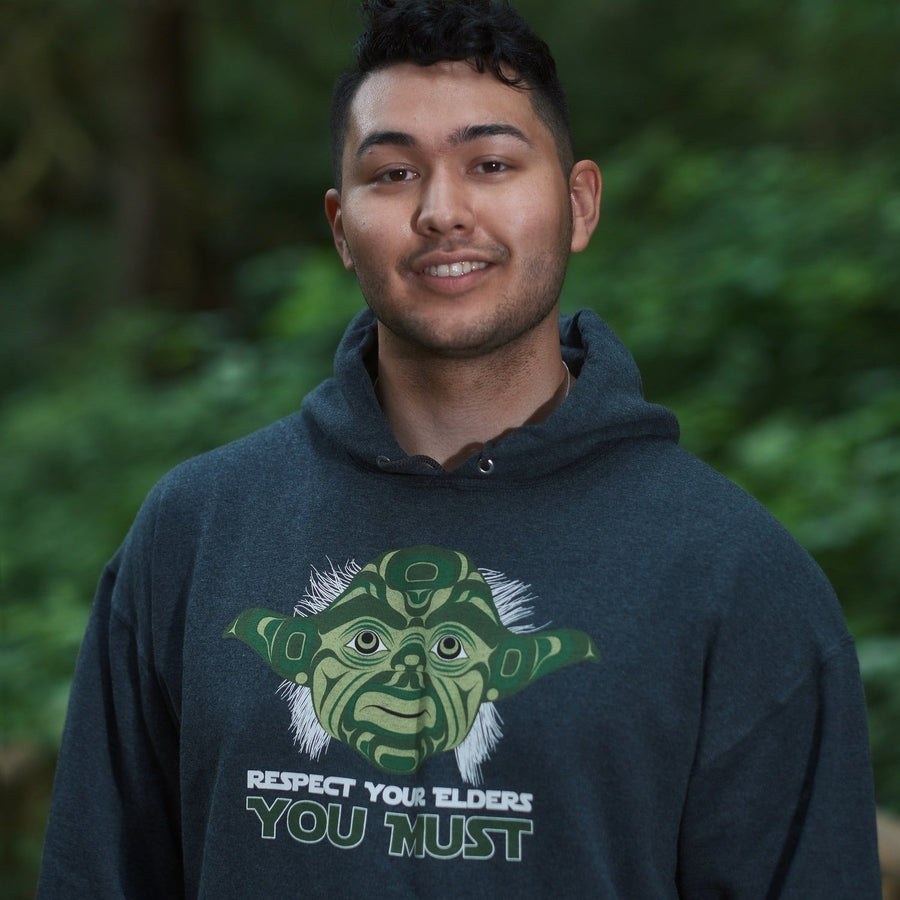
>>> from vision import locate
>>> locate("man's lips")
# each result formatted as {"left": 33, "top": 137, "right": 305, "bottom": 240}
{"left": 422, "top": 260, "right": 489, "bottom": 278}
{"left": 403, "top": 245, "right": 506, "bottom": 280}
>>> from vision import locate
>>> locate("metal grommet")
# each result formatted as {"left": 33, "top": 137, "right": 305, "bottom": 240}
{"left": 478, "top": 457, "right": 495, "bottom": 475}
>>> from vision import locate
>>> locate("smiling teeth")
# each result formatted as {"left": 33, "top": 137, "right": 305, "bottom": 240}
{"left": 425, "top": 261, "right": 488, "bottom": 278}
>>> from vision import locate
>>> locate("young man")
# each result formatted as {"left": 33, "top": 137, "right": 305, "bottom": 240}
{"left": 39, "top": 1, "right": 881, "bottom": 896}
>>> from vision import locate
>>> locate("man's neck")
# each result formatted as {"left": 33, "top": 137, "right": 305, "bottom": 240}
{"left": 374, "top": 318, "right": 572, "bottom": 470}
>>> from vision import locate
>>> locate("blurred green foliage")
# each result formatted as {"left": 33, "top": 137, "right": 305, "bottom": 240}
{"left": 1, "top": 0, "right": 898, "bottom": 894}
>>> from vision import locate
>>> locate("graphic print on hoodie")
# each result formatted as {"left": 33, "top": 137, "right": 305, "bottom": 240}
{"left": 226, "top": 545, "right": 599, "bottom": 783}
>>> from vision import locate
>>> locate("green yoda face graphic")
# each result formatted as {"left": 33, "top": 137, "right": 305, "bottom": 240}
{"left": 225, "top": 546, "right": 598, "bottom": 775}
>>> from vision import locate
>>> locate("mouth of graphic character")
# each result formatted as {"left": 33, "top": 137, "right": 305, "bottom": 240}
{"left": 368, "top": 705, "right": 428, "bottom": 719}
{"left": 357, "top": 692, "right": 437, "bottom": 729}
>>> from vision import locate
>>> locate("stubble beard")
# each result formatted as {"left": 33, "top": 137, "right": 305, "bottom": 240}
{"left": 349, "top": 227, "right": 574, "bottom": 362}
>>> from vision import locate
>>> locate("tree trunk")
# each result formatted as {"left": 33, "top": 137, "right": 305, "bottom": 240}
{"left": 121, "top": 0, "right": 212, "bottom": 310}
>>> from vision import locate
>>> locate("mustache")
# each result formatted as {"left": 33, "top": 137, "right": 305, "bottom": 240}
{"left": 401, "top": 241, "right": 509, "bottom": 272}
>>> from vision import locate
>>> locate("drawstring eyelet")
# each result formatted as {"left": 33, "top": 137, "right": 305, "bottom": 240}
{"left": 478, "top": 457, "right": 495, "bottom": 475}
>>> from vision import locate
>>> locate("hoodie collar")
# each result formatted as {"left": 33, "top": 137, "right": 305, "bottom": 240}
{"left": 302, "top": 309, "right": 679, "bottom": 482}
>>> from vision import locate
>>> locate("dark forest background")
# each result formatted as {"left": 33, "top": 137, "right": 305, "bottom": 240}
{"left": 2, "top": 0, "right": 898, "bottom": 894}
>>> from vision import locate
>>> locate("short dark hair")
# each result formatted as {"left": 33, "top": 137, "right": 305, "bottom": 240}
{"left": 330, "top": 0, "right": 575, "bottom": 189}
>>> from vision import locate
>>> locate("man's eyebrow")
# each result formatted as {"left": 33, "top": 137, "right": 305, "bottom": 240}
{"left": 354, "top": 123, "right": 532, "bottom": 159}
{"left": 355, "top": 130, "right": 417, "bottom": 158}
{"left": 448, "top": 123, "right": 533, "bottom": 147}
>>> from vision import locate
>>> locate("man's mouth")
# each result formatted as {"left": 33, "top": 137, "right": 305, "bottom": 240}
{"left": 423, "top": 261, "right": 489, "bottom": 278}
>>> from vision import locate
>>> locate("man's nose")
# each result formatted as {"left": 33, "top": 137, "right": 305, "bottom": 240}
{"left": 413, "top": 170, "right": 475, "bottom": 236}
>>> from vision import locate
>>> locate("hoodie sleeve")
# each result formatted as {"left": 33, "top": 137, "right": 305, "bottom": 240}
{"left": 37, "top": 504, "right": 184, "bottom": 898}
{"left": 675, "top": 543, "right": 881, "bottom": 898}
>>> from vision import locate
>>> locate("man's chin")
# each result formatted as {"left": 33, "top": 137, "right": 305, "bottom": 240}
{"left": 373, "top": 306, "right": 558, "bottom": 361}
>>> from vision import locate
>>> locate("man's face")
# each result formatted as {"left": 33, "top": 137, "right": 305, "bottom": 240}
{"left": 326, "top": 61, "right": 588, "bottom": 359}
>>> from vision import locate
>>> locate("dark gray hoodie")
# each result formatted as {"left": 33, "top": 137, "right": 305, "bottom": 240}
{"left": 38, "top": 309, "right": 880, "bottom": 898}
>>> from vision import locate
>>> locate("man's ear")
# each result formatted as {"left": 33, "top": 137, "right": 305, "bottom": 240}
{"left": 568, "top": 160, "right": 602, "bottom": 253}
{"left": 325, "top": 188, "right": 355, "bottom": 272}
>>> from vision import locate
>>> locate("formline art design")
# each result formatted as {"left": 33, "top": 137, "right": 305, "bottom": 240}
{"left": 226, "top": 546, "right": 599, "bottom": 783}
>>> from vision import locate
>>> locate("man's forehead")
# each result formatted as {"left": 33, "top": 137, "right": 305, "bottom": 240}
{"left": 345, "top": 61, "right": 541, "bottom": 151}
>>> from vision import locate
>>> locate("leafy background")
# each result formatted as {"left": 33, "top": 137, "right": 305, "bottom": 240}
{"left": 2, "top": 0, "right": 898, "bottom": 895}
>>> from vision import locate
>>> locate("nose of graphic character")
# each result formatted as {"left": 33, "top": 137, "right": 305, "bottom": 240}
{"left": 414, "top": 172, "right": 475, "bottom": 235}
{"left": 391, "top": 642, "right": 427, "bottom": 687}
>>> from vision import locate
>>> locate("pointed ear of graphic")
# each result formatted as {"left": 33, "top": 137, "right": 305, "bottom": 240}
{"left": 487, "top": 629, "right": 599, "bottom": 700}
{"left": 223, "top": 609, "right": 319, "bottom": 684}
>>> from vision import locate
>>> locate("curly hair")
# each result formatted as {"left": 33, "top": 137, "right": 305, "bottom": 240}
{"left": 330, "top": 0, "right": 575, "bottom": 188}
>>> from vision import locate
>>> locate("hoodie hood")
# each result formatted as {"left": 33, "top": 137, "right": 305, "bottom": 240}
{"left": 302, "top": 308, "right": 679, "bottom": 482}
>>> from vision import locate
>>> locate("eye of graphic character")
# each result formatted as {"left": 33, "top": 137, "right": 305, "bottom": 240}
{"left": 432, "top": 635, "right": 467, "bottom": 661}
{"left": 348, "top": 630, "right": 387, "bottom": 655}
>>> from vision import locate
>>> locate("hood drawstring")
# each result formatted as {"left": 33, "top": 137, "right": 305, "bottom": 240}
{"left": 374, "top": 446, "right": 497, "bottom": 476}
{"left": 376, "top": 454, "right": 443, "bottom": 474}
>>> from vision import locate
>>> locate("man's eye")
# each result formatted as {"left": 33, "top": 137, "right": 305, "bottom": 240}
{"left": 348, "top": 630, "right": 386, "bottom": 655}
{"left": 380, "top": 167, "right": 416, "bottom": 183}
{"left": 431, "top": 636, "right": 467, "bottom": 661}
{"left": 475, "top": 160, "right": 508, "bottom": 175}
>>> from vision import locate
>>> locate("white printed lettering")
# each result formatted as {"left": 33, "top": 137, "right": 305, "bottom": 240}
{"left": 365, "top": 781, "right": 384, "bottom": 802}
{"left": 432, "top": 786, "right": 533, "bottom": 812}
